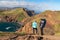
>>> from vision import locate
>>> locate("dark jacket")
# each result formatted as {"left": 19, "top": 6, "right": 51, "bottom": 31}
{"left": 40, "top": 19, "right": 46, "bottom": 28}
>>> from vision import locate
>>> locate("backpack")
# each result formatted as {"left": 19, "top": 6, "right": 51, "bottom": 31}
{"left": 40, "top": 19, "right": 46, "bottom": 28}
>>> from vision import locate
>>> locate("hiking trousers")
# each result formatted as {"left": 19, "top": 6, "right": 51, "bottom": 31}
{"left": 33, "top": 28, "right": 37, "bottom": 34}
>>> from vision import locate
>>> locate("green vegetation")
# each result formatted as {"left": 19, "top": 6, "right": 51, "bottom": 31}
{"left": 17, "top": 32, "right": 26, "bottom": 36}
{"left": 29, "top": 10, "right": 60, "bottom": 35}
{"left": 54, "top": 24, "right": 60, "bottom": 35}
{"left": 0, "top": 8, "right": 60, "bottom": 35}
{"left": 17, "top": 12, "right": 26, "bottom": 21}
{"left": 0, "top": 32, "right": 26, "bottom": 36}
{"left": 0, "top": 8, "right": 29, "bottom": 22}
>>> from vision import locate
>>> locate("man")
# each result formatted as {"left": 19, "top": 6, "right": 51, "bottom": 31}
{"left": 32, "top": 21, "right": 37, "bottom": 34}
{"left": 40, "top": 19, "right": 46, "bottom": 35}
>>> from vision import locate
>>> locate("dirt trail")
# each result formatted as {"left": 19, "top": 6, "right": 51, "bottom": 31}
{"left": 20, "top": 35, "right": 60, "bottom": 40}
{"left": 21, "top": 15, "right": 40, "bottom": 33}
{"left": 0, "top": 34, "right": 60, "bottom": 40}
{"left": 29, "top": 35, "right": 60, "bottom": 40}
{"left": 43, "top": 35, "right": 60, "bottom": 40}
{"left": 24, "top": 35, "right": 60, "bottom": 40}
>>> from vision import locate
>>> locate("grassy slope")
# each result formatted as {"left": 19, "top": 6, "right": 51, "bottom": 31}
{"left": 0, "top": 8, "right": 29, "bottom": 22}
{"left": 20, "top": 10, "right": 60, "bottom": 35}
{"left": 0, "top": 9, "right": 60, "bottom": 35}
{"left": 35, "top": 11, "right": 60, "bottom": 35}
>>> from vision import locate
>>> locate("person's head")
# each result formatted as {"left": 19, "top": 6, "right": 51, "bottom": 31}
{"left": 34, "top": 21, "right": 37, "bottom": 22}
{"left": 41, "top": 18, "right": 46, "bottom": 21}
{"left": 32, "top": 21, "right": 36, "bottom": 23}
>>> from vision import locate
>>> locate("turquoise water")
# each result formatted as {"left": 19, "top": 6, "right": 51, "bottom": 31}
{"left": 0, "top": 22, "right": 21, "bottom": 32}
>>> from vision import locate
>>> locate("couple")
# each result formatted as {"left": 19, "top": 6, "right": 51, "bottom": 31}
{"left": 32, "top": 19, "right": 46, "bottom": 35}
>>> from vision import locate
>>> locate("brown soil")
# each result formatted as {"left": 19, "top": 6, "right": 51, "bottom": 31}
{"left": 0, "top": 35, "right": 60, "bottom": 40}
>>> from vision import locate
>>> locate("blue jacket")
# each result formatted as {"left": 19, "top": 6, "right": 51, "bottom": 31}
{"left": 32, "top": 21, "right": 37, "bottom": 28}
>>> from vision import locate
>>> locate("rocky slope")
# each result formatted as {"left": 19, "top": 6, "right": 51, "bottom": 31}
{"left": 0, "top": 8, "right": 60, "bottom": 40}
{"left": 0, "top": 8, "right": 60, "bottom": 35}
{"left": 0, "top": 8, "right": 35, "bottom": 22}
{"left": 17, "top": 10, "right": 60, "bottom": 35}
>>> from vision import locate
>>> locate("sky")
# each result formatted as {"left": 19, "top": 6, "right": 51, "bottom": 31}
{"left": 0, "top": 0, "right": 60, "bottom": 13}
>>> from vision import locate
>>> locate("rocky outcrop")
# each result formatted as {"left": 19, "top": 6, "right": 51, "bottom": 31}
{"left": 23, "top": 8, "right": 35, "bottom": 16}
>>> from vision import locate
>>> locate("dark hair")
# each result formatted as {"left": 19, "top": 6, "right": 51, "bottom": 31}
{"left": 41, "top": 18, "right": 45, "bottom": 20}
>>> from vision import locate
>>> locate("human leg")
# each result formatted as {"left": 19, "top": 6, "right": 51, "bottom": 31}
{"left": 41, "top": 28, "right": 44, "bottom": 35}
{"left": 33, "top": 28, "right": 35, "bottom": 34}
